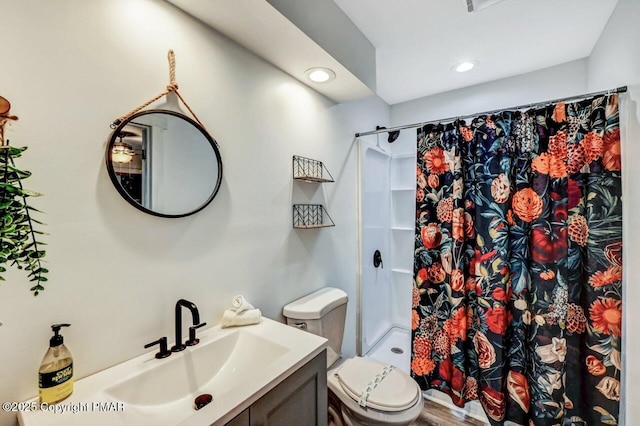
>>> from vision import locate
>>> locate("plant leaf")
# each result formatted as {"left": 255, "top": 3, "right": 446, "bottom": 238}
{"left": 0, "top": 147, "right": 49, "bottom": 294}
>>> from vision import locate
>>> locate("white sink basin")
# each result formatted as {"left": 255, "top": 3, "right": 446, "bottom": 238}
{"left": 105, "top": 330, "right": 289, "bottom": 407}
{"left": 19, "top": 317, "right": 327, "bottom": 426}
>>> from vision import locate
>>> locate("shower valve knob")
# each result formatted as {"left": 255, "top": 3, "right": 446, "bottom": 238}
{"left": 373, "top": 250, "right": 383, "bottom": 268}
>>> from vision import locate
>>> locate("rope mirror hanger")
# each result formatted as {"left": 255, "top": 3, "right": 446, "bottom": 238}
{"left": 110, "top": 49, "right": 210, "bottom": 136}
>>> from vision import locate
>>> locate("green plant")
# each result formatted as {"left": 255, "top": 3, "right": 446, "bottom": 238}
{"left": 0, "top": 145, "right": 47, "bottom": 295}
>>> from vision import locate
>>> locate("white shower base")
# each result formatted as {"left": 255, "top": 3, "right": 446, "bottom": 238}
{"left": 363, "top": 326, "right": 489, "bottom": 425}
{"left": 364, "top": 326, "right": 411, "bottom": 373}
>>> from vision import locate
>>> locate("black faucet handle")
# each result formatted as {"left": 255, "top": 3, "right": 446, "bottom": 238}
{"left": 186, "top": 322, "right": 207, "bottom": 346}
{"left": 144, "top": 336, "right": 172, "bottom": 359}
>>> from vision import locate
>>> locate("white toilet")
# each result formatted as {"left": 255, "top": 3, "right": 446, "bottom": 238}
{"left": 283, "top": 287, "right": 423, "bottom": 426}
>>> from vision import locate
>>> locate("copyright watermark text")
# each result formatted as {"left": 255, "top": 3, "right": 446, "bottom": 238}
{"left": 3, "top": 401, "right": 125, "bottom": 414}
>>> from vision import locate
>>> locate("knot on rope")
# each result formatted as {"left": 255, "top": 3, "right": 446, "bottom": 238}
{"left": 167, "top": 82, "right": 179, "bottom": 92}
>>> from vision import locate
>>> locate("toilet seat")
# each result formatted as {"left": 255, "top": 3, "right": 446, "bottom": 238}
{"left": 335, "top": 357, "right": 420, "bottom": 412}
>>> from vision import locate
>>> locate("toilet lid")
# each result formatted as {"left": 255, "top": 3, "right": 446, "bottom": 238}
{"left": 335, "top": 357, "right": 419, "bottom": 412}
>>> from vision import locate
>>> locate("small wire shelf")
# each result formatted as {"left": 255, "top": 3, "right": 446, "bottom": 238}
{"left": 293, "top": 204, "right": 335, "bottom": 229}
{"left": 292, "top": 155, "right": 334, "bottom": 183}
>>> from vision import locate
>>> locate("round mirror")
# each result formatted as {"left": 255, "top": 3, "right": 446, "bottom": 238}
{"left": 106, "top": 110, "right": 223, "bottom": 218}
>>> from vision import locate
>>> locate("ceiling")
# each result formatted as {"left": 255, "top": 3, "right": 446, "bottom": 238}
{"left": 167, "top": 0, "right": 619, "bottom": 106}
{"left": 333, "top": 0, "right": 619, "bottom": 104}
{"left": 165, "top": 0, "right": 374, "bottom": 103}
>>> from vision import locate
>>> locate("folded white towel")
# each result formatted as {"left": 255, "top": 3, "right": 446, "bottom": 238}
{"left": 231, "top": 295, "right": 255, "bottom": 313}
{"left": 221, "top": 308, "right": 262, "bottom": 328}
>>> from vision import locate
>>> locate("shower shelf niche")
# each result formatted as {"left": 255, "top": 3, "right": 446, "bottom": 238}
{"left": 292, "top": 155, "right": 334, "bottom": 183}
{"left": 391, "top": 190, "right": 414, "bottom": 229}
{"left": 390, "top": 153, "right": 415, "bottom": 190}
{"left": 293, "top": 204, "right": 335, "bottom": 229}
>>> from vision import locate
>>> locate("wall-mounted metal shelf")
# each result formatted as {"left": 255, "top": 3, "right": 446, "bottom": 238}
{"left": 293, "top": 204, "right": 335, "bottom": 229}
{"left": 292, "top": 155, "right": 334, "bottom": 183}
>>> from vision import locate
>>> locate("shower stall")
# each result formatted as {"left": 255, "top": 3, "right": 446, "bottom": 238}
{"left": 357, "top": 136, "right": 489, "bottom": 424}
{"left": 357, "top": 137, "right": 415, "bottom": 374}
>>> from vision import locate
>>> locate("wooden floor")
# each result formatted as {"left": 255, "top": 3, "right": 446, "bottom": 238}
{"left": 411, "top": 399, "right": 488, "bottom": 426}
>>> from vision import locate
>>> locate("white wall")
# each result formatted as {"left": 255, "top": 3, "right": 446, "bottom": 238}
{"left": 389, "top": 58, "right": 589, "bottom": 154}
{"left": 587, "top": 1, "right": 640, "bottom": 424}
{"left": 0, "top": 1, "right": 389, "bottom": 425}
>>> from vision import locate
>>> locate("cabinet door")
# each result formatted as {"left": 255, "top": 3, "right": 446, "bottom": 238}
{"left": 250, "top": 351, "right": 327, "bottom": 426}
{"left": 225, "top": 408, "right": 249, "bottom": 426}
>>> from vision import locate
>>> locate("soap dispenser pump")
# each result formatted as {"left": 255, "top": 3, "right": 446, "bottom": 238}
{"left": 39, "top": 324, "right": 73, "bottom": 404}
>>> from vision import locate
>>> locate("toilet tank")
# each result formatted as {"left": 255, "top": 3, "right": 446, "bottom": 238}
{"left": 283, "top": 287, "right": 348, "bottom": 367}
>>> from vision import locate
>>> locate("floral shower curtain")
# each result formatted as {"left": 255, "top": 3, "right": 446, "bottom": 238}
{"left": 411, "top": 94, "right": 622, "bottom": 426}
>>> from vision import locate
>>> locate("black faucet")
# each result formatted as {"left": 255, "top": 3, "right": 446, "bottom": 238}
{"left": 171, "top": 299, "right": 207, "bottom": 352}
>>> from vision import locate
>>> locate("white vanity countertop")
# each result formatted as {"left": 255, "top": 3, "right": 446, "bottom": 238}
{"left": 18, "top": 317, "right": 327, "bottom": 426}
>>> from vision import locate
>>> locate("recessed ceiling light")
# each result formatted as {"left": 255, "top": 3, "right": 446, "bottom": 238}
{"left": 453, "top": 61, "right": 476, "bottom": 73}
{"left": 305, "top": 67, "right": 336, "bottom": 83}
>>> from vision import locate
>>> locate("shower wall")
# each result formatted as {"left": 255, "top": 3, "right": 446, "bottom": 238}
{"left": 359, "top": 139, "right": 392, "bottom": 355}
{"left": 358, "top": 137, "right": 415, "bottom": 371}
{"left": 389, "top": 152, "right": 415, "bottom": 325}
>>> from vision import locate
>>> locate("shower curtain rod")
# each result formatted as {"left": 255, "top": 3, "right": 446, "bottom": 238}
{"left": 354, "top": 85, "right": 628, "bottom": 138}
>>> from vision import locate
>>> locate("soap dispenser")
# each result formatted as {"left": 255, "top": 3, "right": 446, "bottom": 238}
{"left": 39, "top": 324, "right": 73, "bottom": 404}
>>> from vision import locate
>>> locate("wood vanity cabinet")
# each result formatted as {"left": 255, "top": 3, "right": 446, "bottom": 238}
{"left": 224, "top": 350, "right": 327, "bottom": 426}
{"left": 225, "top": 410, "right": 249, "bottom": 426}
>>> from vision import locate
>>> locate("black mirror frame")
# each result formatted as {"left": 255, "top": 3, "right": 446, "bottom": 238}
{"left": 105, "top": 109, "right": 223, "bottom": 218}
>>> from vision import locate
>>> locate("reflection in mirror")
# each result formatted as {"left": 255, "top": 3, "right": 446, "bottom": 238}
{"left": 106, "top": 110, "right": 222, "bottom": 218}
